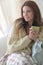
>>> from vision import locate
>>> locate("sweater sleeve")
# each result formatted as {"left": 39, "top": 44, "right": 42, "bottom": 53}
{"left": 6, "top": 20, "right": 31, "bottom": 54}
{"left": 7, "top": 35, "right": 31, "bottom": 53}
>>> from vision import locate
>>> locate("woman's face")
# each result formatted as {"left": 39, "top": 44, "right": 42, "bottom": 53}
{"left": 23, "top": 6, "right": 34, "bottom": 24}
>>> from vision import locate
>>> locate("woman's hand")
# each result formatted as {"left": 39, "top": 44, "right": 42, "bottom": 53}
{"left": 29, "top": 28, "right": 37, "bottom": 41}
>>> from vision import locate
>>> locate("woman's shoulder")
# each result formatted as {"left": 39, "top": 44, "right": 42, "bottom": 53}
{"left": 14, "top": 18, "right": 23, "bottom": 24}
{"left": 13, "top": 18, "right": 23, "bottom": 29}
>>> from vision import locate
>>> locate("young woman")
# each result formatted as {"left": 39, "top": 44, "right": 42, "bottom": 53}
{"left": 0, "top": 1, "right": 43, "bottom": 65}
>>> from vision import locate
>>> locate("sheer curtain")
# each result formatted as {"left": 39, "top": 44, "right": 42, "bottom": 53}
{"left": 0, "top": 0, "right": 22, "bottom": 38}
{"left": 0, "top": 0, "right": 28, "bottom": 38}
{"left": 0, "top": 6, "right": 11, "bottom": 38}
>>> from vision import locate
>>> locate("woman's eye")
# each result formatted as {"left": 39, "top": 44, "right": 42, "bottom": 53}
{"left": 23, "top": 10, "right": 31, "bottom": 13}
{"left": 27, "top": 10, "right": 31, "bottom": 12}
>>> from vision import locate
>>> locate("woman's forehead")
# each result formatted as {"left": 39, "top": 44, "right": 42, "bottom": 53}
{"left": 23, "top": 6, "right": 32, "bottom": 10}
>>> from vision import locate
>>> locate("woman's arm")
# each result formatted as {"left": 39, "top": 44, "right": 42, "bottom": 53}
{"left": 7, "top": 35, "right": 31, "bottom": 53}
{"left": 6, "top": 19, "right": 31, "bottom": 53}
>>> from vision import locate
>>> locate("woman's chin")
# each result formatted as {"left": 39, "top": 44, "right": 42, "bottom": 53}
{"left": 24, "top": 18, "right": 29, "bottom": 22}
{"left": 25, "top": 19, "right": 29, "bottom": 22}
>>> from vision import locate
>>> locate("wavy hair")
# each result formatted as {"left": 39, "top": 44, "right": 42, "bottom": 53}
{"left": 21, "top": 1, "right": 42, "bottom": 26}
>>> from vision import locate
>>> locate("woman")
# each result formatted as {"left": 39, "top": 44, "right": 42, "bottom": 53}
{"left": 0, "top": 1, "right": 43, "bottom": 65}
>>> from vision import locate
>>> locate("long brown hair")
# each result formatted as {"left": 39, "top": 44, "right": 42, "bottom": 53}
{"left": 15, "top": 1, "right": 42, "bottom": 36}
{"left": 21, "top": 1, "right": 42, "bottom": 26}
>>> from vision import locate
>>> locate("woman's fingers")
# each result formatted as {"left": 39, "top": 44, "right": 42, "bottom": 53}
{"left": 29, "top": 30, "right": 37, "bottom": 41}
